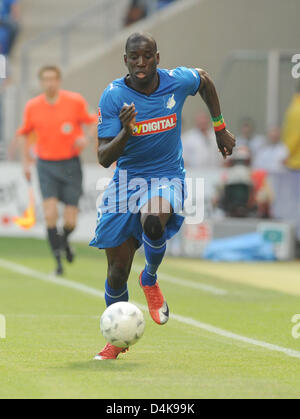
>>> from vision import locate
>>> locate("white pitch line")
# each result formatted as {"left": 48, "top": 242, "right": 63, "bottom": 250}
{"left": 1, "top": 258, "right": 300, "bottom": 360}
{"left": 133, "top": 264, "right": 228, "bottom": 296}
{"left": 0, "top": 258, "right": 105, "bottom": 299}
{"left": 170, "top": 314, "right": 300, "bottom": 360}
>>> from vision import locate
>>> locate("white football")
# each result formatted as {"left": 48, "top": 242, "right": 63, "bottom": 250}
{"left": 100, "top": 302, "right": 145, "bottom": 348}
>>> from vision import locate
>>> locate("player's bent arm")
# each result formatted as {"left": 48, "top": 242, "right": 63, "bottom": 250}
{"left": 98, "top": 104, "right": 137, "bottom": 168}
{"left": 196, "top": 68, "right": 236, "bottom": 157}
{"left": 197, "top": 69, "right": 222, "bottom": 119}
{"left": 98, "top": 129, "right": 131, "bottom": 168}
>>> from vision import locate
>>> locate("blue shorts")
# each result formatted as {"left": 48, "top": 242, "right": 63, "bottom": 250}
{"left": 90, "top": 171, "right": 186, "bottom": 249}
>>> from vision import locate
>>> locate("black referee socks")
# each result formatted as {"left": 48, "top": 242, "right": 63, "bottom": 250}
{"left": 47, "top": 227, "right": 62, "bottom": 259}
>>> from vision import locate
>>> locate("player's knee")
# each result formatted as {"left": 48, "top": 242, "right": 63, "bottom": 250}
{"left": 107, "top": 264, "right": 129, "bottom": 289}
{"left": 143, "top": 215, "right": 164, "bottom": 241}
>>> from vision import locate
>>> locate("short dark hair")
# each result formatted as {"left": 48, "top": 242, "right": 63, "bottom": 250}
{"left": 38, "top": 65, "right": 62, "bottom": 80}
{"left": 125, "top": 32, "right": 157, "bottom": 53}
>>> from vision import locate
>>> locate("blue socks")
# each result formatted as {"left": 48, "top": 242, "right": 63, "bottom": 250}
{"left": 141, "top": 231, "right": 167, "bottom": 286}
{"left": 105, "top": 231, "right": 167, "bottom": 303}
{"left": 105, "top": 279, "right": 129, "bottom": 307}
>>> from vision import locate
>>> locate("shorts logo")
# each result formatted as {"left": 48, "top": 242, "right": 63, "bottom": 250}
{"left": 61, "top": 122, "right": 73, "bottom": 134}
{"left": 133, "top": 114, "right": 177, "bottom": 136}
{"left": 98, "top": 107, "right": 102, "bottom": 124}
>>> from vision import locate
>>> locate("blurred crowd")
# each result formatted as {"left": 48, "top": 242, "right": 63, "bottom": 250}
{"left": 125, "top": 0, "right": 178, "bottom": 26}
{"left": 182, "top": 82, "right": 300, "bottom": 221}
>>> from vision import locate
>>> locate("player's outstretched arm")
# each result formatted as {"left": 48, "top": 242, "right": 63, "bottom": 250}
{"left": 196, "top": 68, "right": 236, "bottom": 158}
{"left": 98, "top": 104, "right": 137, "bottom": 168}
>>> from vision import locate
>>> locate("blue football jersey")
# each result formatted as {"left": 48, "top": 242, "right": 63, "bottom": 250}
{"left": 98, "top": 67, "right": 201, "bottom": 179}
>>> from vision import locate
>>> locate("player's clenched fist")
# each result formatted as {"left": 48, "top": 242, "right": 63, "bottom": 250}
{"left": 119, "top": 103, "right": 138, "bottom": 136}
{"left": 216, "top": 129, "right": 236, "bottom": 158}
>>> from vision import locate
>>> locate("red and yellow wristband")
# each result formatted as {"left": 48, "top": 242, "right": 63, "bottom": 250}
{"left": 212, "top": 114, "right": 226, "bottom": 132}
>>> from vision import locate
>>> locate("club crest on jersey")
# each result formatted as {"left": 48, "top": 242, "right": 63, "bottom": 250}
{"left": 166, "top": 94, "right": 176, "bottom": 110}
{"left": 132, "top": 114, "right": 177, "bottom": 136}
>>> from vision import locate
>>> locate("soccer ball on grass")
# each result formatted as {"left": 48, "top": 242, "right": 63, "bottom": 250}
{"left": 100, "top": 302, "right": 145, "bottom": 348}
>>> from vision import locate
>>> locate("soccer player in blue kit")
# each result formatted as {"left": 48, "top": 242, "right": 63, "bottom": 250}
{"left": 90, "top": 33, "right": 235, "bottom": 360}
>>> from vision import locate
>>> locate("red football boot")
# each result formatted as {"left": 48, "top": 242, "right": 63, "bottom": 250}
{"left": 94, "top": 343, "right": 129, "bottom": 360}
{"left": 139, "top": 271, "right": 169, "bottom": 325}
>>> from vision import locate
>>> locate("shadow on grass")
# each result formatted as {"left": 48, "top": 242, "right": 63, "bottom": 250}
{"left": 64, "top": 360, "right": 141, "bottom": 372}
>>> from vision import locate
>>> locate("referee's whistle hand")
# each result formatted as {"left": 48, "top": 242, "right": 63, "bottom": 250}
{"left": 74, "top": 137, "right": 89, "bottom": 150}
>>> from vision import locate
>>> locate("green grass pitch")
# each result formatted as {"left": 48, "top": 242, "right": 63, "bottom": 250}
{"left": 0, "top": 237, "right": 300, "bottom": 399}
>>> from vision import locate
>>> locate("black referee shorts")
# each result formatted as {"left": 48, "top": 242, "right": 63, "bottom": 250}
{"left": 36, "top": 157, "right": 83, "bottom": 207}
